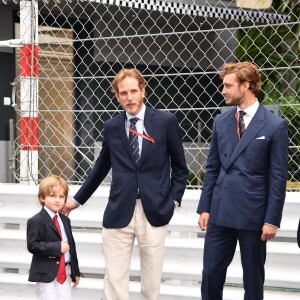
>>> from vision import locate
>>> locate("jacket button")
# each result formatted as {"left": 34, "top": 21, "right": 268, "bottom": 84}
{"left": 56, "top": 261, "right": 60, "bottom": 265}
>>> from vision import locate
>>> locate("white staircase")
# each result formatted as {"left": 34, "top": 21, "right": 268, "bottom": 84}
{"left": 0, "top": 184, "right": 299, "bottom": 299}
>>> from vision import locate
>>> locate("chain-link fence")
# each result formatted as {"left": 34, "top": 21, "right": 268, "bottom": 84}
{"left": 3, "top": 0, "right": 300, "bottom": 188}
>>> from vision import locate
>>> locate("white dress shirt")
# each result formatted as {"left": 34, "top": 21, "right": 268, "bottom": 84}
{"left": 237, "top": 100, "right": 259, "bottom": 129}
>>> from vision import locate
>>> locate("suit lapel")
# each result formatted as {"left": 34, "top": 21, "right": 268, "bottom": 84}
{"left": 228, "top": 104, "right": 268, "bottom": 167}
{"left": 39, "top": 208, "right": 60, "bottom": 237}
{"left": 138, "top": 106, "right": 155, "bottom": 167}
{"left": 226, "top": 109, "right": 239, "bottom": 151}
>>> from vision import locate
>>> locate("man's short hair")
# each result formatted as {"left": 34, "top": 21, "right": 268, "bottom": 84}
{"left": 219, "top": 61, "right": 261, "bottom": 95}
{"left": 111, "top": 68, "right": 146, "bottom": 94}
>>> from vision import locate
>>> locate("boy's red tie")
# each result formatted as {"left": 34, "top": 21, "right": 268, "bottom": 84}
{"left": 53, "top": 215, "right": 67, "bottom": 284}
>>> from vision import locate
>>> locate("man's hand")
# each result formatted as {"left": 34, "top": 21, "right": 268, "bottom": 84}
{"left": 261, "top": 224, "right": 277, "bottom": 241}
{"left": 61, "top": 199, "right": 80, "bottom": 216}
{"left": 198, "top": 212, "right": 209, "bottom": 231}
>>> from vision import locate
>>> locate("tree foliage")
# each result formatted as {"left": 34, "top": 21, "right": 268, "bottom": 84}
{"left": 236, "top": 0, "right": 300, "bottom": 181}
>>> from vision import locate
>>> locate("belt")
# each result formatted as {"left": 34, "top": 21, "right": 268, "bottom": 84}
{"left": 136, "top": 193, "right": 141, "bottom": 199}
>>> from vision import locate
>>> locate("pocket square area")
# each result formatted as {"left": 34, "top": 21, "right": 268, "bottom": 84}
{"left": 256, "top": 136, "right": 265, "bottom": 139}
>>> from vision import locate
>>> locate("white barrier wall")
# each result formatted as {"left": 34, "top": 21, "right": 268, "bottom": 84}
{"left": 0, "top": 184, "right": 299, "bottom": 299}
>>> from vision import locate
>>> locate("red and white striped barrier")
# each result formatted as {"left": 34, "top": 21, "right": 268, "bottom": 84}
{"left": 19, "top": 0, "right": 39, "bottom": 183}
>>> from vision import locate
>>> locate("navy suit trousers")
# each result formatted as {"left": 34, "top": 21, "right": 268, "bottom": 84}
{"left": 201, "top": 224, "right": 266, "bottom": 300}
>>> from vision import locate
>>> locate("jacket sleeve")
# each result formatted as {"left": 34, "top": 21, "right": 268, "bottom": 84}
{"left": 27, "top": 217, "right": 61, "bottom": 257}
{"left": 74, "top": 124, "right": 111, "bottom": 205}
{"left": 197, "top": 114, "right": 221, "bottom": 213}
{"left": 167, "top": 114, "right": 189, "bottom": 204}
{"left": 264, "top": 119, "right": 289, "bottom": 227}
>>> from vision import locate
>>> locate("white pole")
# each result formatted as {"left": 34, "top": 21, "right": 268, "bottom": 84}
{"left": 19, "top": 0, "right": 39, "bottom": 184}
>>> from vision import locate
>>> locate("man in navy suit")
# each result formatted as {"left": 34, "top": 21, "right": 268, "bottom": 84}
{"left": 63, "top": 68, "right": 188, "bottom": 300}
{"left": 197, "top": 62, "right": 289, "bottom": 300}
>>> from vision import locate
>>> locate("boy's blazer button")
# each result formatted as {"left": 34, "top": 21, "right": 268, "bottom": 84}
{"left": 56, "top": 261, "right": 60, "bottom": 265}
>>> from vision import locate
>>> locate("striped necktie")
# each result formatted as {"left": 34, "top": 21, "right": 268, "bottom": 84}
{"left": 129, "top": 117, "right": 140, "bottom": 163}
{"left": 239, "top": 110, "right": 246, "bottom": 139}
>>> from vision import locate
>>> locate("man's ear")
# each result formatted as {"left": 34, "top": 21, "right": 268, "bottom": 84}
{"left": 141, "top": 87, "right": 146, "bottom": 98}
{"left": 242, "top": 81, "right": 250, "bottom": 91}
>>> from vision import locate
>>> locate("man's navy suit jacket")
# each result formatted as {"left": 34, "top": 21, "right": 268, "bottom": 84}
{"left": 197, "top": 104, "right": 289, "bottom": 230}
{"left": 27, "top": 208, "right": 80, "bottom": 283}
{"left": 74, "top": 106, "right": 188, "bottom": 228}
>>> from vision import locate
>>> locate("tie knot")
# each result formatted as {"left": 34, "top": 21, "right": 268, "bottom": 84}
{"left": 53, "top": 215, "right": 58, "bottom": 221}
{"left": 239, "top": 110, "right": 246, "bottom": 117}
{"left": 129, "top": 117, "right": 139, "bottom": 125}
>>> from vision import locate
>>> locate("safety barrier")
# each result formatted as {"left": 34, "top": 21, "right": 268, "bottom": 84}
{"left": 0, "top": 184, "right": 299, "bottom": 299}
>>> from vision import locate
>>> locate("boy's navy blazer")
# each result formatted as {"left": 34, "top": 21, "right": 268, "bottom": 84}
{"left": 198, "top": 104, "right": 289, "bottom": 230}
{"left": 27, "top": 207, "right": 80, "bottom": 283}
{"left": 74, "top": 105, "right": 188, "bottom": 228}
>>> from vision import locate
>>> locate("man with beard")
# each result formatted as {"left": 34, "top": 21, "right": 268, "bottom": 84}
{"left": 197, "top": 61, "right": 289, "bottom": 300}
{"left": 63, "top": 68, "right": 188, "bottom": 300}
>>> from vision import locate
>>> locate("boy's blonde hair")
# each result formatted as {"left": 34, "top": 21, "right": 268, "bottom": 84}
{"left": 38, "top": 175, "right": 68, "bottom": 206}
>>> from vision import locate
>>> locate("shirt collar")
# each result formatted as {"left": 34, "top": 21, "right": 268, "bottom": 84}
{"left": 44, "top": 206, "right": 59, "bottom": 219}
{"left": 237, "top": 99, "right": 259, "bottom": 118}
{"left": 126, "top": 104, "right": 146, "bottom": 121}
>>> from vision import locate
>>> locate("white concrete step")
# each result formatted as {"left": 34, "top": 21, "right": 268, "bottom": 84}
{"left": 0, "top": 273, "right": 299, "bottom": 300}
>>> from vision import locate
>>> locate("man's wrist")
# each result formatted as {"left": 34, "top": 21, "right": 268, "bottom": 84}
{"left": 264, "top": 223, "right": 278, "bottom": 228}
{"left": 174, "top": 200, "right": 180, "bottom": 208}
{"left": 72, "top": 198, "right": 81, "bottom": 206}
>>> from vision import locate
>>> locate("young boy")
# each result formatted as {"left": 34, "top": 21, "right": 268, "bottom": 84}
{"left": 27, "top": 175, "right": 80, "bottom": 300}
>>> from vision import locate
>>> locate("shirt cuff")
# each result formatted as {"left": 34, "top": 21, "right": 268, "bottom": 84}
{"left": 174, "top": 200, "right": 180, "bottom": 208}
{"left": 264, "top": 223, "right": 278, "bottom": 228}
{"left": 72, "top": 198, "right": 81, "bottom": 206}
